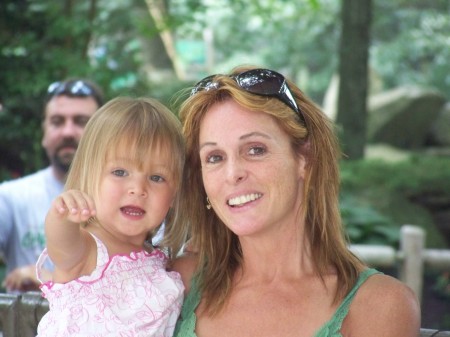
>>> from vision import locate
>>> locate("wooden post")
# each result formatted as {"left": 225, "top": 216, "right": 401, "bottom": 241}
{"left": 399, "top": 225, "right": 425, "bottom": 302}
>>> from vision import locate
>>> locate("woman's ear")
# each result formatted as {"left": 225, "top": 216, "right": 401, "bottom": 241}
{"left": 296, "top": 141, "right": 310, "bottom": 180}
{"left": 297, "top": 154, "right": 307, "bottom": 180}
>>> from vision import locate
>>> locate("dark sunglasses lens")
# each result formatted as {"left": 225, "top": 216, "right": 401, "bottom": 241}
{"left": 237, "top": 69, "right": 300, "bottom": 114}
{"left": 47, "top": 81, "right": 62, "bottom": 95}
{"left": 236, "top": 70, "right": 284, "bottom": 96}
{"left": 70, "top": 80, "right": 93, "bottom": 95}
{"left": 191, "top": 75, "right": 218, "bottom": 95}
{"left": 190, "top": 69, "right": 304, "bottom": 124}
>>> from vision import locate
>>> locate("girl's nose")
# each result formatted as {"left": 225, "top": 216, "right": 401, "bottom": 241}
{"left": 128, "top": 180, "right": 148, "bottom": 197}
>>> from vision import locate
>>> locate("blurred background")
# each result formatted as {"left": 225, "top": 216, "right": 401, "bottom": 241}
{"left": 0, "top": 0, "right": 449, "bottom": 330}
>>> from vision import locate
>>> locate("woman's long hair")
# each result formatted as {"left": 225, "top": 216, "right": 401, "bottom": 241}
{"left": 178, "top": 65, "right": 364, "bottom": 315}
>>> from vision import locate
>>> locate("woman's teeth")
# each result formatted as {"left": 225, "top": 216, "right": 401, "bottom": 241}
{"left": 228, "top": 193, "right": 262, "bottom": 206}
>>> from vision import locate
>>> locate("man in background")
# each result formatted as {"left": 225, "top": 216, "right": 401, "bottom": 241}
{"left": 0, "top": 79, "right": 104, "bottom": 292}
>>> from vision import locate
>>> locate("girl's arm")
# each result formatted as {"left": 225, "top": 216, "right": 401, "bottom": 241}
{"left": 45, "top": 189, "right": 96, "bottom": 280}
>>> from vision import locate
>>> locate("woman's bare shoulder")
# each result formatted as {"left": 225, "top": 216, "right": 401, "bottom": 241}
{"left": 169, "top": 253, "right": 199, "bottom": 294}
{"left": 344, "top": 273, "right": 421, "bottom": 336}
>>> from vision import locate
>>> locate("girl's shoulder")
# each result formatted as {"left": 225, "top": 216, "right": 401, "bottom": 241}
{"left": 343, "top": 273, "right": 420, "bottom": 336}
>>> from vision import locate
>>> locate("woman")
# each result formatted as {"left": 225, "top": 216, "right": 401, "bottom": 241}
{"left": 171, "top": 66, "right": 420, "bottom": 336}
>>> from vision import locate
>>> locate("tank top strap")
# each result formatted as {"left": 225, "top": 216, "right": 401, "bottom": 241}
{"left": 89, "top": 232, "right": 110, "bottom": 265}
{"left": 318, "top": 268, "right": 381, "bottom": 336}
{"left": 184, "top": 276, "right": 202, "bottom": 312}
{"left": 76, "top": 232, "right": 110, "bottom": 281}
{"left": 173, "top": 275, "right": 201, "bottom": 336}
{"left": 36, "top": 249, "right": 49, "bottom": 284}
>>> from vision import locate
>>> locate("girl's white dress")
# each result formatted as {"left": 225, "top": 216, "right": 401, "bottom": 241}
{"left": 36, "top": 234, "right": 184, "bottom": 337}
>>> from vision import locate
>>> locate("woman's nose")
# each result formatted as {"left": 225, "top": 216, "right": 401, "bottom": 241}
{"left": 226, "top": 157, "right": 247, "bottom": 184}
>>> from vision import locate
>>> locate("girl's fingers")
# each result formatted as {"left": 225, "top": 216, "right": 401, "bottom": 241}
{"left": 54, "top": 196, "right": 69, "bottom": 214}
{"left": 56, "top": 190, "right": 96, "bottom": 220}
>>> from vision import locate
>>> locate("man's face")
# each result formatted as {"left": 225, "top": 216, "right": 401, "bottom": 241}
{"left": 42, "top": 95, "right": 99, "bottom": 176}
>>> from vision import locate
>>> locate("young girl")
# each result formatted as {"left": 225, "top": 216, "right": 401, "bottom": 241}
{"left": 36, "top": 97, "right": 185, "bottom": 337}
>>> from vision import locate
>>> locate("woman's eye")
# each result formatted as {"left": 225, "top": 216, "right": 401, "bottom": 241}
{"left": 206, "top": 154, "right": 222, "bottom": 164}
{"left": 248, "top": 146, "right": 266, "bottom": 156}
{"left": 150, "top": 175, "right": 165, "bottom": 182}
{"left": 112, "top": 169, "right": 128, "bottom": 177}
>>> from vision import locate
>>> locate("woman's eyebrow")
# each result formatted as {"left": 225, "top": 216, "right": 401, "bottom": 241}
{"left": 239, "top": 131, "right": 271, "bottom": 140}
{"left": 199, "top": 132, "right": 271, "bottom": 151}
{"left": 199, "top": 141, "right": 217, "bottom": 151}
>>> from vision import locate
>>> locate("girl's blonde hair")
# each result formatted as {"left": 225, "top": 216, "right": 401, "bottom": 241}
{"left": 178, "top": 65, "right": 364, "bottom": 315}
{"left": 65, "top": 96, "right": 185, "bottom": 254}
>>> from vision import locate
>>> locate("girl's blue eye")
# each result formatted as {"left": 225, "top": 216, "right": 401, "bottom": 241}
{"left": 112, "top": 169, "right": 127, "bottom": 177}
{"left": 150, "top": 175, "right": 164, "bottom": 182}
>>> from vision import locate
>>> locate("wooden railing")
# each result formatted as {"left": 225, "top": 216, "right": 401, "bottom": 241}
{"left": 350, "top": 224, "right": 450, "bottom": 302}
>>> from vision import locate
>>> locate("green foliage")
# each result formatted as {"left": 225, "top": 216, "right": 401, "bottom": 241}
{"left": 434, "top": 272, "right": 450, "bottom": 299}
{"left": 173, "top": 0, "right": 340, "bottom": 102}
{"left": 1, "top": 0, "right": 449, "bottom": 180}
{"left": 340, "top": 156, "right": 450, "bottom": 248}
{"left": 341, "top": 195, "right": 400, "bottom": 246}
{"left": 172, "top": 0, "right": 450, "bottom": 102}
{"left": 372, "top": 0, "right": 450, "bottom": 99}
{"left": 0, "top": 0, "right": 163, "bottom": 177}
{"left": 341, "top": 155, "right": 450, "bottom": 198}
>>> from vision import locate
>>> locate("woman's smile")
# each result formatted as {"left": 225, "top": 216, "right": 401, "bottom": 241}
{"left": 227, "top": 193, "right": 263, "bottom": 207}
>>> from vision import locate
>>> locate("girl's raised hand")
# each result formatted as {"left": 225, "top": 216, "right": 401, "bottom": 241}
{"left": 52, "top": 189, "right": 96, "bottom": 223}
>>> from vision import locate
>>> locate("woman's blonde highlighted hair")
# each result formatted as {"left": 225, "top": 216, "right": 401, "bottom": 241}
{"left": 178, "top": 65, "right": 364, "bottom": 315}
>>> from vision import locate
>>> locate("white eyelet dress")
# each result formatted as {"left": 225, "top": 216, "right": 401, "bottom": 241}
{"left": 36, "top": 234, "right": 184, "bottom": 337}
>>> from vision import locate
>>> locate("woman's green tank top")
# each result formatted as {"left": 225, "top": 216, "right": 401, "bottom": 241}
{"left": 174, "top": 268, "right": 380, "bottom": 337}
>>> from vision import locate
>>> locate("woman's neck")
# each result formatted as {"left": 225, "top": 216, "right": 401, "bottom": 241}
{"left": 236, "top": 224, "right": 315, "bottom": 283}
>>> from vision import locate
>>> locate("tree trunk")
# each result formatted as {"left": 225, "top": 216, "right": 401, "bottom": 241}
{"left": 336, "top": 0, "right": 372, "bottom": 160}
{"left": 145, "top": 0, "right": 185, "bottom": 80}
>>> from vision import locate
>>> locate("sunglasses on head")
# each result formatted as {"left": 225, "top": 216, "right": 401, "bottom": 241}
{"left": 47, "top": 80, "right": 96, "bottom": 97}
{"left": 191, "top": 68, "right": 306, "bottom": 125}
{"left": 46, "top": 80, "right": 103, "bottom": 107}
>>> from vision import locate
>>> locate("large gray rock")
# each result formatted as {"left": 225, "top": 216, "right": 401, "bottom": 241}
{"left": 428, "top": 103, "right": 450, "bottom": 146}
{"left": 367, "top": 86, "right": 446, "bottom": 149}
